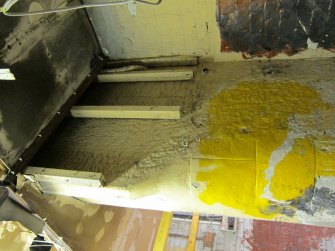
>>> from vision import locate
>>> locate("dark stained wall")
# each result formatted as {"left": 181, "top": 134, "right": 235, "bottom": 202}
{"left": 217, "top": 0, "right": 335, "bottom": 58}
{"left": 0, "top": 0, "right": 100, "bottom": 168}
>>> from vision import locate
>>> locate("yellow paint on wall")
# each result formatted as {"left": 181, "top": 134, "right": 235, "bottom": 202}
{"left": 270, "top": 138, "right": 315, "bottom": 201}
{"left": 197, "top": 159, "right": 275, "bottom": 218}
{"left": 197, "top": 81, "right": 335, "bottom": 218}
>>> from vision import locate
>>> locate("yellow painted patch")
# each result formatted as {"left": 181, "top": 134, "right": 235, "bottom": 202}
{"left": 197, "top": 159, "right": 274, "bottom": 218}
{"left": 270, "top": 138, "right": 315, "bottom": 201}
{"left": 197, "top": 81, "right": 335, "bottom": 218}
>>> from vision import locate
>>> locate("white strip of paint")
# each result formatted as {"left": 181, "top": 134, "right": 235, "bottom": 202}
{"left": 0, "top": 69, "right": 15, "bottom": 80}
{"left": 296, "top": 177, "right": 335, "bottom": 226}
{"left": 261, "top": 131, "right": 302, "bottom": 202}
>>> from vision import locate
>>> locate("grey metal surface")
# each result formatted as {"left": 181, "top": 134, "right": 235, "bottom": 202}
{"left": 0, "top": 0, "right": 101, "bottom": 168}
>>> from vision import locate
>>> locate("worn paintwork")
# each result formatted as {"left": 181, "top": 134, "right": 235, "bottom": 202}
{"left": 217, "top": 0, "right": 335, "bottom": 57}
{"left": 0, "top": 0, "right": 100, "bottom": 167}
{"left": 196, "top": 81, "right": 335, "bottom": 218}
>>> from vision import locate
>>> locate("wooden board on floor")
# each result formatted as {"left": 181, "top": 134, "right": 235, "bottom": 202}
{"left": 153, "top": 212, "right": 173, "bottom": 251}
{"left": 24, "top": 166, "right": 105, "bottom": 188}
{"left": 97, "top": 68, "right": 194, "bottom": 82}
{"left": 186, "top": 213, "right": 200, "bottom": 251}
{"left": 70, "top": 106, "right": 181, "bottom": 120}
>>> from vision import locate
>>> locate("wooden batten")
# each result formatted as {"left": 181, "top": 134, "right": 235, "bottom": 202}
{"left": 70, "top": 106, "right": 181, "bottom": 120}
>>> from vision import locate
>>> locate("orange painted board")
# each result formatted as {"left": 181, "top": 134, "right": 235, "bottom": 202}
{"left": 153, "top": 212, "right": 173, "bottom": 251}
{"left": 186, "top": 213, "right": 200, "bottom": 251}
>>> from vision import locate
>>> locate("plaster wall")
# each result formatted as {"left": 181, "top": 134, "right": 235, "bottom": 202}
{"left": 86, "top": 0, "right": 335, "bottom": 61}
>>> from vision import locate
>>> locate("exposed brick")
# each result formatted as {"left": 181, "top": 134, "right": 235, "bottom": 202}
{"left": 244, "top": 220, "right": 335, "bottom": 251}
{"left": 217, "top": 0, "right": 335, "bottom": 56}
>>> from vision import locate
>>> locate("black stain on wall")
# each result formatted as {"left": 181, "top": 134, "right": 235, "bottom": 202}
{"left": 217, "top": 0, "right": 335, "bottom": 58}
{"left": 290, "top": 187, "right": 315, "bottom": 215}
{"left": 291, "top": 186, "right": 335, "bottom": 216}
{"left": 312, "top": 187, "right": 335, "bottom": 214}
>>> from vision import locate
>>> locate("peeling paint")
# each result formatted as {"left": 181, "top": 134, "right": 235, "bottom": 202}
{"left": 313, "top": 187, "right": 335, "bottom": 214}
{"left": 294, "top": 177, "right": 335, "bottom": 218}
{"left": 197, "top": 81, "right": 335, "bottom": 218}
{"left": 263, "top": 131, "right": 301, "bottom": 202}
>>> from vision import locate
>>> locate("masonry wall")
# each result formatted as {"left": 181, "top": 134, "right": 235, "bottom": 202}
{"left": 87, "top": 0, "right": 335, "bottom": 61}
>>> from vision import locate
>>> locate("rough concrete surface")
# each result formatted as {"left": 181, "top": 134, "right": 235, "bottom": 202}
{"left": 31, "top": 58, "right": 335, "bottom": 226}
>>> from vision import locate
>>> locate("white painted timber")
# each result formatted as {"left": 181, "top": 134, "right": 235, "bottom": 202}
{"left": 70, "top": 106, "right": 181, "bottom": 120}
{"left": 24, "top": 167, "right": 105, "bottom": 192}
{"left": 0, "top": 68, "right": 15, "bottom": 80}
{"left": 107, "top": 56, "right": 198, "bottom": 67}
{"left": 97, "top": 68, "right": 194, "bottom": 82}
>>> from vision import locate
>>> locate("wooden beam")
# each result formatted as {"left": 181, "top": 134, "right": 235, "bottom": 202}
{"left": 186, "top": 213, "right": 200, "bottom": 251}
{"left": 24, "top": 167, "right": 105, "bottom": 193}
{"left": 97, "top": 68, "right": 193, "bottom": 82}
{"left": 0, "top": 158, "right": 9, "bottom": 172}
{"left": 153, "top": 212, "right": 173, "bottom": 251}
{"left": 70, "top": 106, "right": 181, "bottom": 120}
{"left": 107, "top": 56, "right": 198, "bottom": 68}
